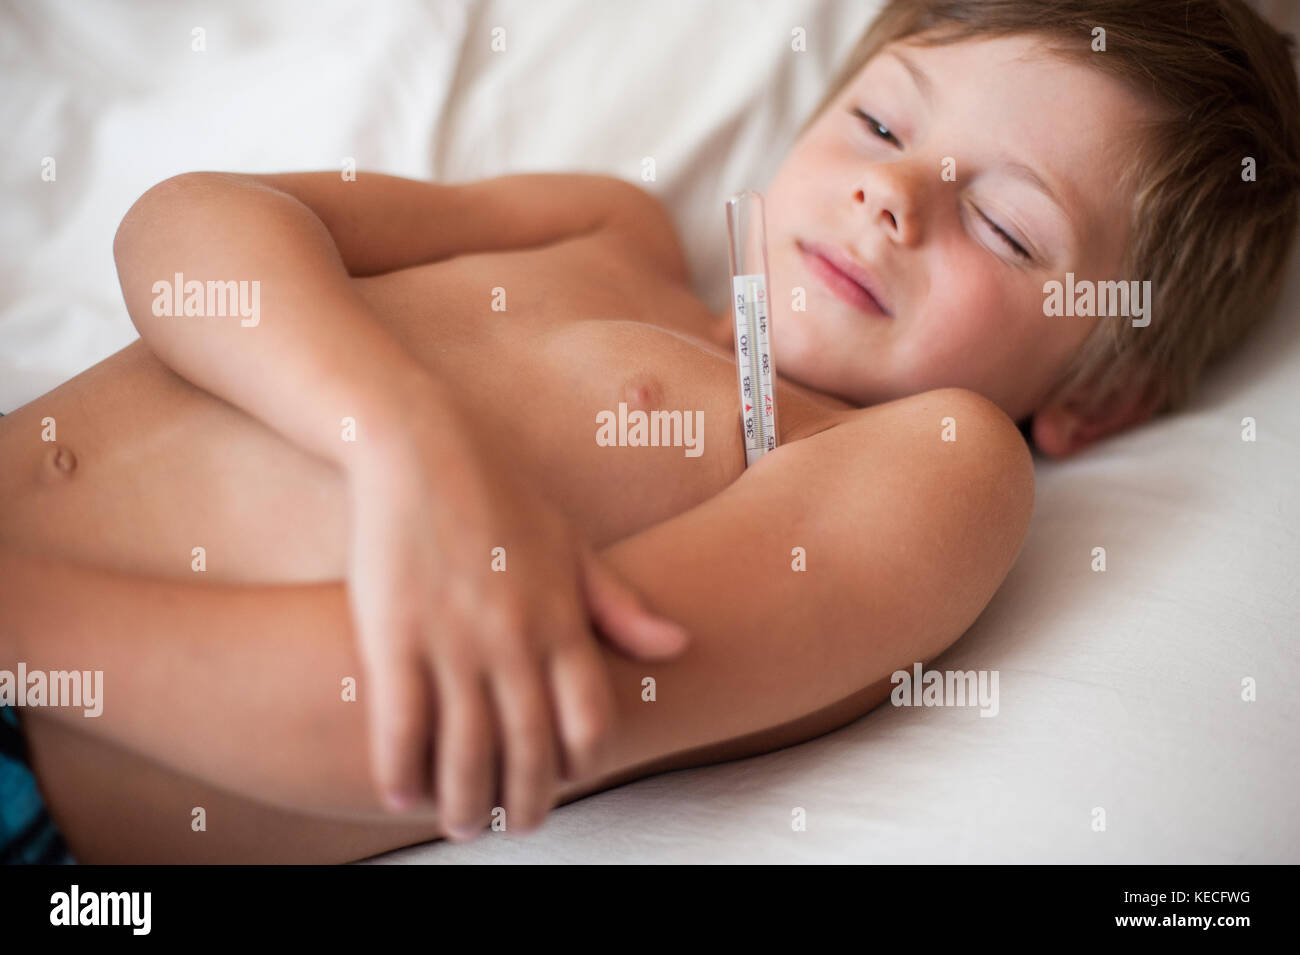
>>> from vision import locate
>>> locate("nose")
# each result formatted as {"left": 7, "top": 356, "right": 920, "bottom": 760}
{"left": 853, "top": 162, "right": 925, "bottom": 247}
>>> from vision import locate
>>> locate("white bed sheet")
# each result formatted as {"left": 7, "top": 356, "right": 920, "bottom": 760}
{"left": 1, "top": 0, "right": 1294, "bottom": 864}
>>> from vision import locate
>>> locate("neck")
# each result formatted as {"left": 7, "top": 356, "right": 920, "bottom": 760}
{"left": 706, "top": 307, "right": 734, "bottom": 351}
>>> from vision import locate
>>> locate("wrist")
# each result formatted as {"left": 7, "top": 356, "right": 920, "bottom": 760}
{"left": 340, "top": 370, "right": 471, "bottom": 482}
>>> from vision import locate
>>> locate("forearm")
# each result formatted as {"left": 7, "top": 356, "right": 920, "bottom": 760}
{"left": 113, "top": 171, "right": 446, "bottom": 469}
{"left": 244, "top": 172, "right": 485, "bottom": 276}
{"left": 0, "top": 549, "right": 388, "bottom": 819}
{"left": 111, "top": 168, "right": 651, "bottom": 468}
{"left": 245, "top": 171, "right": 645, "bottom": 275}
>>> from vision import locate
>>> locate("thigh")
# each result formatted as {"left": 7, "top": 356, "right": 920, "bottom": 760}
{"left": 25, "top": 713, "right": 437, "bottom": 864}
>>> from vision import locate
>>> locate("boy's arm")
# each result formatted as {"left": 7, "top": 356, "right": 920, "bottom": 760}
{"left": 591, "top": 388, "right": 1034, "bottom": 764}
{"left": 245, "top": 171, "right": 687, "bottom": 280}
{"left": 5, "top": 389, "right": 1032, "bottom": 820}
{"left": 113, "top": 169, "right": 677, "bottom": 462}
{"left": 113, "top": 169, "right": 689, "bottom": 818}
{"left": 113, "top": 170, "right": 665, "bottom": 457}
{"left": 115, "top": 170, "right": 436, "bottom": 465}
{"left": 0, "top": 552, "right": 382, "bottom": 819}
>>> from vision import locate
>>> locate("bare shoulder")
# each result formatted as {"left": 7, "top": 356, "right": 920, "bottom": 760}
{"left": 811, "top": 386, "right": 1035, "bottom": 523}
{"left": 833, "top": 386, "right": 1030, "bottom": 473}
{"left": 765, "top": 386, "right": 1034, "bottom": 547}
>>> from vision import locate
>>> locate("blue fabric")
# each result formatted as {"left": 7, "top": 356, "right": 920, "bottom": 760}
{"left": 2, "top": 703, "right": 77, "bottom": 865}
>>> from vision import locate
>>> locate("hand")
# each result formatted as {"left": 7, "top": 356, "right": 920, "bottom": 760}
{"left": 343, "top": 391, "right": 689, "bottom": 840}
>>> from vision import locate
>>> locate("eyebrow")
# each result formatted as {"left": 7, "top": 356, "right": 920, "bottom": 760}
{"left": 887, "top": 50, "right": 933, "bottom": 106}
{"left": 886, "top": 48, "right": 1081, "bottom": 256}
{"left": 1001, "top": 160, "right": 1069, "bottom": 218}
{"left": 995, "top": 160, "right": 1080, "bottom": 260}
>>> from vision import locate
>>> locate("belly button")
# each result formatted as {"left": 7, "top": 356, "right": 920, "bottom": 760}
{"left": 40, "top": 444, "right": 78, "bottom": 482}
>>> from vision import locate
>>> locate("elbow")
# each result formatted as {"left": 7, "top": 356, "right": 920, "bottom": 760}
{"left": 113, "top": 172, "right": 250, "bottom": 340}
{"left": 932, "top": 386, "right": 1036, "bottom": 564}
{"left": 113, "top": 171, "right": 241, "bottom": 268}
{"left": 114, "top": 173, "right": 183, "bottom": 275}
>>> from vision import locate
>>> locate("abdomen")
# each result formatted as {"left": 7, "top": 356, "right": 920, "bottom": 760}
{"left": 0, "top": 342, "right": 348, "bottom": 583}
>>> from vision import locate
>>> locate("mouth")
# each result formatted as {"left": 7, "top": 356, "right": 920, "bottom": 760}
{"left": 797, "top": 239, "right": 892, "bottom": 318}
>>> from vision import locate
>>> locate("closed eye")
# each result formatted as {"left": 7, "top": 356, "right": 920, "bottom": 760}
{"left": 850, "top": 108, "right": 903, "bottom": 149}
{"left": 849, "top": 105, "right": 1035, "bottom": 262}
{"left": 974, "top": 206, "right": 1032, "bottom": 261}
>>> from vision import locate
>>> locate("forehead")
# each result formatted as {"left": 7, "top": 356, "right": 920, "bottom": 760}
{"left": 851, "top": 32, "right": 1156, "bottom": 265}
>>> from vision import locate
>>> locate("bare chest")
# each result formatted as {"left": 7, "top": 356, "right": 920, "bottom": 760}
{"left": 351, "top": 237, "right": 773, "bottom": 546}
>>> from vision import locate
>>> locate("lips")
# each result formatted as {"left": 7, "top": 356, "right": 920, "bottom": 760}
{"left": 797, "top": 239, "right": 892, "bottom": 317}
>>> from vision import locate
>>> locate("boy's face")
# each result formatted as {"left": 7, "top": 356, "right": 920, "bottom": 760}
{"left": 761, "top": 32, "right": 1156, "bottom": 423}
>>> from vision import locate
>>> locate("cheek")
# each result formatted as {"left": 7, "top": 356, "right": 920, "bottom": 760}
{"left": 902, "top": 250, "right": 1092, "bottom": 415}
{"left": 768, "top": 145, "right": 822, "bottom": 214}
{"left": 770, "top": 122, "right": 857, "bottom": 206}
{"left": 897, "top": 248, "right": 1012, "bottom": 384}
{"left": 930, "top": 268, "right": 1008, "bottom": 340}
{"left": 762, "top": 171, "right": 803, "bottom": 252}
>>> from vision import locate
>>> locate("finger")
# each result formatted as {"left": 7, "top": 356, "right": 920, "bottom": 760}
{"left": 489, "top": 659, "right": 558, "bottom": 834}
{"left": 362, "top": 649, "right": 432, "bottom": 811}
{"left": 579, "top": 549, "right": 690, "bottom": 660}
{"left": 547, "top": 638, "right": 617, "bottom": 781}
{"left": 433, "top": 656, "right": 496, "bottom": 842}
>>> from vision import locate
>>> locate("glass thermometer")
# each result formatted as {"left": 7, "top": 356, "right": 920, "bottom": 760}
{"left": 726, "top": 190, "right": 778, "bottom": 466}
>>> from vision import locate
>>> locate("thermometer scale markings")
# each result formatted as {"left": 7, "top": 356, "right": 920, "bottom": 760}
{"left": 733, "top": 273, "right": 775, "bottom": 465}
{"left": 726, "top": 189, "right": 778, "bottom": 468}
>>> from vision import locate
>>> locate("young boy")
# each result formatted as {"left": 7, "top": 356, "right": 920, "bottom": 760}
{"left": 1, "top": 0, "right": 1296, "bottom": 862}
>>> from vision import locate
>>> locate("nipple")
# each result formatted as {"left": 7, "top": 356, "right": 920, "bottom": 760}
{"left": 618, "top": 372, "right": 665, "bottom": 412}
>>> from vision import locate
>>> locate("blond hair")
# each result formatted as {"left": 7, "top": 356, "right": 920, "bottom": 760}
{"left": 800, "top": 0, "right": 1300, "bottom": 416}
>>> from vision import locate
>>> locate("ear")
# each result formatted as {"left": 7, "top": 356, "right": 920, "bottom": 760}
{"left": 1031, "top": 374, "right": 1165, "bottom": 459}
